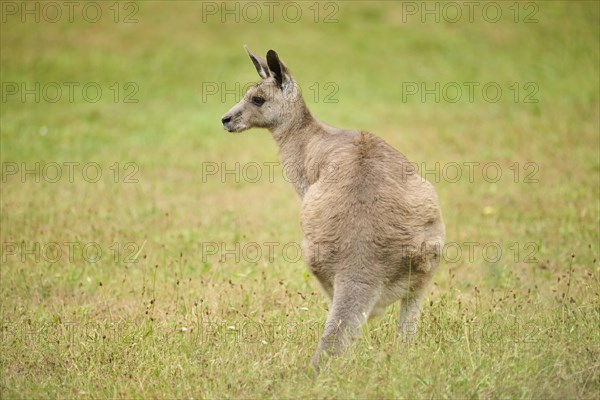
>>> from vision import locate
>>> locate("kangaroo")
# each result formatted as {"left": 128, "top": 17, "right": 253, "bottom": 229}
{"left": 221, "top": 47, "right": 445, "bottom": 370}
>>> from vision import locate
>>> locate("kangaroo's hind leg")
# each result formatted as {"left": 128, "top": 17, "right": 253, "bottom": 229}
{"left": 311, "top": 276, "right": 381, "bottom": 370}
{"left": 398, "top": 249, "right": 440, "bottom": 341}
{"left": 398, "top": 285, "right": 427, "bottom": 341}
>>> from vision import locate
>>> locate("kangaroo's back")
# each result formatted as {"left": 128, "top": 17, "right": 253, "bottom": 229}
{"left": 301, "top": 129, "right": 443, "bottom": 269}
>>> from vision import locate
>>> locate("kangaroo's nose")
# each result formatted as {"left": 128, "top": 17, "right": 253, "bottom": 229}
{"left": 221, "top": 116, "right": 231, "bottom": 125}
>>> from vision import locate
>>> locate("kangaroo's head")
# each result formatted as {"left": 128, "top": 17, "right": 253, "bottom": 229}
{"left": 221, "top": 47, "right": 305, "bottom": 133}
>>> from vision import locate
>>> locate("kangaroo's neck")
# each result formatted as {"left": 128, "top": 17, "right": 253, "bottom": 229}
{"left": 269, "top": 102, "right": 324, "bottom": 198}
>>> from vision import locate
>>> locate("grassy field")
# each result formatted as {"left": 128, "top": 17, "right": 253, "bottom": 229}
{"left": 1, "top": 1, "right": 599, "bottom": 398}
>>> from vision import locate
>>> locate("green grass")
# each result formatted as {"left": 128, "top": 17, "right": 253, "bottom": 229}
{"left": 1, "top": 1, "right": 599, "bottom": 398}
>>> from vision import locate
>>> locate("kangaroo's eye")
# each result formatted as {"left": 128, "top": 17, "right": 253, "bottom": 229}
{"left": 251, "top": 96, "right": 265, "bottom": 106}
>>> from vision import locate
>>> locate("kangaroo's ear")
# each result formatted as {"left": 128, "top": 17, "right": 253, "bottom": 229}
{"left": 245, "top": 45, "right": 270, "bottom": 79}
{"left": 266, "top": 49, "right": 291, "bottom": 88}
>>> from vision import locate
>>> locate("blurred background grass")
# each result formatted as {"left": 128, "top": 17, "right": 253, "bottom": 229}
{"left": 1, "top": 1, "right": 599, "bottom": 398}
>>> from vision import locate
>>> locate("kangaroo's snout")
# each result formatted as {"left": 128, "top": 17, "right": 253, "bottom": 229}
{"left": 221, "top": 115, "right": 233, "bottom": 131}
{"left": 221, "top": 106, "right": 250, "bottom": 132}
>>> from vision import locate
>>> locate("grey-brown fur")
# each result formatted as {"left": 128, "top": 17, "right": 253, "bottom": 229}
{"left": 221, "top": 47, "right": 445, "bottom": 370}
